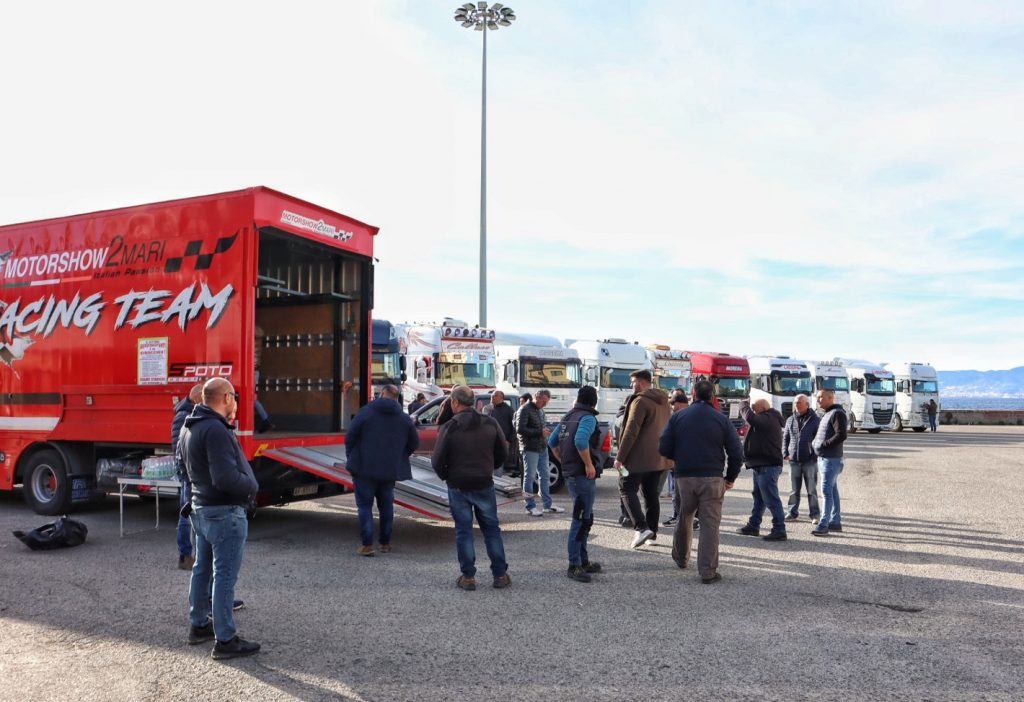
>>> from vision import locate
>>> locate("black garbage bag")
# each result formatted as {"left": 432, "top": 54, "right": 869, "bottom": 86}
{"left": 13, "top": 516, "right": 88, "bottom": 550}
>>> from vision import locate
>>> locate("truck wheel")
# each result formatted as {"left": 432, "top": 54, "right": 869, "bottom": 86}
{"left": 23, "top": 449, "right": 72, "bottom": 515}
{"left": 912, "top": 426, "right": 926, "bottom": 433}
{"left": 894, "top": 414, "right": 904, "bottom": 432}
{"left": 548, "top": 460, "right": 564, "bottom": 494}
{"left": 848, "top": 413, "right": 858, "bottom": 433}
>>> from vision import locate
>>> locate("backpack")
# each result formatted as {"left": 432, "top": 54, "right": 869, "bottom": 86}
{"left": 13, "top": 516, "right": 89, "bottom": 551}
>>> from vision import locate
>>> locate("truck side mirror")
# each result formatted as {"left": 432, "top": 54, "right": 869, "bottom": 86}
{"left": 400, "top": 371, "right": 407, "bottom": 382}
{"left": 584, "top": 367, "right": 597, "bottom": 383}
{"left": 759, "top": 376, "right": 770, "bottom": 392}
{"left": 399, "top": 356, "right": 407, "bottom": 371}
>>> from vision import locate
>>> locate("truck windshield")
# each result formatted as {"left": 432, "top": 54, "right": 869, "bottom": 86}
{"left": 771, "top": 372, "right": 813, "bottom": 396}
{"left": 437, "top": 362, "right": 495, "bottom": 388}
{"left": 520, "top": 360, "right": 581, "bottom": 388}
{"left": 912, "top": 380, "right": 938, "bottom": 393}
{"left": 865, "top": 375, "right": 895, "bottom": 395}
{"left": 657, "top": 376, "right": 684, "bottom": 391}
{"left": 715, "top": 377, "right": 750, "bottom": 397}
{"left": 372, "top": 352, "right": 401, "bottom": 383}
{"left": 600, "top": 368, "right": 633, "bottom": 389}
{"left": 816, "top": 375, "right": 849, "bottom": 392}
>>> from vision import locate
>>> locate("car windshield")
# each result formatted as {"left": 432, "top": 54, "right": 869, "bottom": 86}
{"left": 771, "top": 372, "right": 813, "bottom": 396}
{"left": 865, "top": 375, "right": 895, "bottom": 395}
{"left": 371, "top": 352, "right": 401, "bottom": 383}
{"left": 520, "top": 360, "right": 581, "bottom": 388}
{"left": 437, "top": 362, "right": 495, "bottom": 387}
{"left": 816, "top": 375, "right": 849, "bottom": 392}
{"left": 600, "top": 367, "right": 633, "bottom": 389}
{"left": 912, "top": 380, "right": 938, "bottom": 393}
{"left": 715, "top": 376, "right": 750, "bottom": 397}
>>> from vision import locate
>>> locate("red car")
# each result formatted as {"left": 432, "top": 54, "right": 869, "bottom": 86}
{"left": 410, "top": 392, "right": 517, "bottom": 454}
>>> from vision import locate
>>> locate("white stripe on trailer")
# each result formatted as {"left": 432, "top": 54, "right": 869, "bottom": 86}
{"left": 0, "top": 417, "right": 60, "bottom": 431}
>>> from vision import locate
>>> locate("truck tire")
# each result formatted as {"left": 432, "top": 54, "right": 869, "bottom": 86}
{"left": 848, "top": 413, "right": 857, "bottom": 433}
{"left": 23, "top": 449, "right": 73, "bottom": 515}
{"left": 894, "top": 414, "right": 904, "bottom": 432}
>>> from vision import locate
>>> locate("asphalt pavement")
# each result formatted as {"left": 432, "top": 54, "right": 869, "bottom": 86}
{"left": 1, "top": 426, "right": 1022, "bottom": 701}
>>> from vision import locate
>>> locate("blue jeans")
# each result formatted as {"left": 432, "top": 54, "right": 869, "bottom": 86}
{"left": 566, "top": 475, "right": 597, "bottom": 566}
{"left": 189, "top": 505, "right": 248, "bottom": 642}
{"left": 354, "top": 476, "right": 395, "bottom": 547}
{"left": 522, "top": 450, "right": 551, "bottom": 510}
{"left": 786, "top": 460, "right": 820, "bottom": 520}
{"left": 746, "top": 465, "right": 786, "bottom": 533}
{"left": 177, "top": 478, "right": 193, "bottom": 557}
{"left": 818, "top": 457, "right": 844, "bottom": 529}
{"left": 929, "top": 415, "right": 937, "bottom": 432}
{"left": 448, "top": 487, "right": 507, "bottom": 579}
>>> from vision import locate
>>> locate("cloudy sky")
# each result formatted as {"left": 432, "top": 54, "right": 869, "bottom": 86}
{"left": 2, "top": 1, "right": 1021, "bottom": 370}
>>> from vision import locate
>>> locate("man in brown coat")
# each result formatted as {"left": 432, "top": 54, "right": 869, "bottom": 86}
{"left": 615, "top": 369, "right": 671, "bottom": 548}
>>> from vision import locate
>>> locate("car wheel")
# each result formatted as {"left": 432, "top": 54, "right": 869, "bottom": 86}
{"left": 547, "top": 456, "right": 564, "bottom": 494}
{"left": 23, "top": 449, "right": 72, "bottom": 515}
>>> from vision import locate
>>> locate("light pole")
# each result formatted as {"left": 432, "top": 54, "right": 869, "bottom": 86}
{"left": 454, "top": 2, "right": 516, "bottom": 328}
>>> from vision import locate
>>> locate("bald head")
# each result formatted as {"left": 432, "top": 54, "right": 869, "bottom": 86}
{"left": 752, "top": 398, "right": 771, "bottom": 413}
{"left": 203, "top": 377, "right": 237, "bottom": 418}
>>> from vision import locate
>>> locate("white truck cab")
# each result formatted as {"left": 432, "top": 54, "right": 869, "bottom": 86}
{"left": 746, "top": 356, "right": 813, "bottom": 420}
{"left": 805, "top": 360, "right": 853, "bottom": 418}
{"left": 835, "top": 359, "right": 897, "bottom": 433}
{"left": 493, "top": 332, "right": 582, "bottom": 425}
{"left": 568, "top": 339, "right": 651, "bottom": 424}
{"left": 884, "top": 361, "right": 940, "bottom": 432}
{"left": 396, "top": 319, "right": 496, "bottom": 406}
{"left": 645, "top": 345, "right": 692, "bottom": 394}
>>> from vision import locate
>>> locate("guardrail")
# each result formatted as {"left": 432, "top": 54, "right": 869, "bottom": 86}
{"left": 940, "top": 410, "right": 1024, "bottom": 426}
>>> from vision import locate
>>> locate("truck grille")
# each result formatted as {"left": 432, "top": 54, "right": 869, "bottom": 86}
{"left": 873, "top": 408, "right": 893, "bottom": 426}
{"left": 782, "top": 402, "right": 793, "bottom": 419}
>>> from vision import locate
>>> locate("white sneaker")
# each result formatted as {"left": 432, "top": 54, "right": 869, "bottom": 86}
{"left": 544, "top": 505, "right": 565, "bottom": 514}
{"left": 527, "top": 507, "right": 544, "bottom": 517}
{"left": 630, "top": 529, "right": 655, "bottom": 548}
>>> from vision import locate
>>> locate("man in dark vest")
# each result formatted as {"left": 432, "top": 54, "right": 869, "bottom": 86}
{"left": 548, "top": 386, "right": 602, "bottom": 583}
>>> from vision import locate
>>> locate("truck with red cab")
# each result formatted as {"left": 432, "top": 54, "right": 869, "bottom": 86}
{"left": 687, "top": 351, "right": 750, "bottom": 435}
{"left": 0, "top": 188, "right": 516, "bottom": 518}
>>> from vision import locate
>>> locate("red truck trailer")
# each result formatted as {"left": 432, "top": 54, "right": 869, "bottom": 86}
{"left": 687, "top": 351, "right": 751, "bottom": 436}
{"left": 0, "top": 187, "right": 517, "bottom": 517}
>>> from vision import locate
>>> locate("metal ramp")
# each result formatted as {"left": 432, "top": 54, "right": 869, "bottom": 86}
{"left": 263, "top": 443, "right": 522, "bottom": 520}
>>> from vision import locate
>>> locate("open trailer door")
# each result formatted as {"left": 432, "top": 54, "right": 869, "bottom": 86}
{"left": 261, "top": 444, "right": 522, "bottom": 520}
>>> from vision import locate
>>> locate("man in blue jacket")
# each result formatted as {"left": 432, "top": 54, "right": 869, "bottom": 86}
{"left": 346, "top": 384, "right": 420, "bottom": 556}
{"left": 172, "top": 383, "right": 203, "bottom": 570}
{"left": 783, "top": 394, "right": 821, "bottom": 523}
{"left": 180, "top": 378, "right": 260, "bottom": 660}
{"left": 659, "top": 381, "right": 743, "bottom": 584}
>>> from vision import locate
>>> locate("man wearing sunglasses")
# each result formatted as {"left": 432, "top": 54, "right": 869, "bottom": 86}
{"left": 179, "top": 377, "right": 260, "bottom": 660}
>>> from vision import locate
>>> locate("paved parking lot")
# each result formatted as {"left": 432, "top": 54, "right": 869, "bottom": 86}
{"left": 1, "top": 426, "right": 1023, "bottom": 701}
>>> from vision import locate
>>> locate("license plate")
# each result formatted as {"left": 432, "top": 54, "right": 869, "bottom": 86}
{"left": 729, "top": 404, "right": 740, "bottom": 419}
{"left": 292, "top": 485, "right": 318, "bottom": 497}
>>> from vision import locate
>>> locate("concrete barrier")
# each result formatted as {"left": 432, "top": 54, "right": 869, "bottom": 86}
{"left": 940, "top": 410, "right": 1024, "bottom": 426}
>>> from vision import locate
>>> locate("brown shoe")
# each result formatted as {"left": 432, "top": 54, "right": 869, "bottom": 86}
{"left": 456, "top": 575, "right": 477, "bottom": 591}
{"left": 379, "top": 544, "right": 392, "bottom": 554}
{"left": 492, "top": 573, "right": 511, "bottom": 589}
{"left": 356, "top": 545, "right": 375, "bottom": 557}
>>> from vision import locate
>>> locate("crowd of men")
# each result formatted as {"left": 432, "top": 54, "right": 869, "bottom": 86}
{"left": 174, "top": 370, "right": 848, "bottom": 660}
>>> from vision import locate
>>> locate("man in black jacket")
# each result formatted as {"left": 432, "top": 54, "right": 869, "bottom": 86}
{"left": 432, "top": 385, "right": 511, "bottom": 591}
{"left": 783, "top": 394, "right": 821, "bottom": 523}
{"left": 516, "top": 389, "right": 563, "bottom": 515}
{"left": 179, "top": 378, "right": 260, "bottom": 660}
{"left": 658, "top": 381, "right": 743, "bottom": 584}
{"left": 737, "top": 399, "right": 788, "bottom": 541}
{"left": 172, "top": 383, "right": 203, "bottom": 570}
{"left": 811, "top": 389, "right": 848, "bottom": 536}
{"left": 483, "top": 390, "right": 518, "bottom": 477}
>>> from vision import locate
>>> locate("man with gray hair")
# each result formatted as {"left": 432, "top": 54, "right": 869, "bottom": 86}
{"left": 432, "top": 385, "right": 511, "bottom": 591}
{"left": 783, "top": 393, "right": 821, "bottom": 523}
{"left": 516, "top": 388, "right": 563, "bottom": 516}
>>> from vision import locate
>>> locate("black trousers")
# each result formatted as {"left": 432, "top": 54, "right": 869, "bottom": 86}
{"left": 619, "top": 471, "right": 663, "bottom": 533}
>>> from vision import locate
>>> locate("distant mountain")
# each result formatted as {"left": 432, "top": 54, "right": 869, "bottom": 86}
{"left": 939, "top": 366, "right": 1024, "bottom": 397}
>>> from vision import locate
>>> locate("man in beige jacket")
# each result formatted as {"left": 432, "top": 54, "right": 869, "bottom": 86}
{"left": 615, "top": 369, "right": 671, "bottom": 548}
